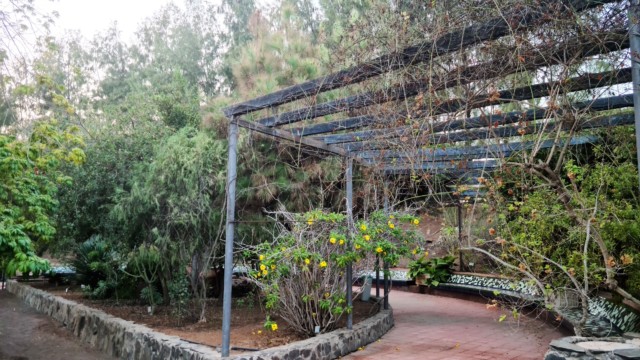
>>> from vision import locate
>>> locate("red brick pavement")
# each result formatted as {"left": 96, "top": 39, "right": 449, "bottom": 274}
{"left": 345, "top": 290, "right": 570, "bottom": 360}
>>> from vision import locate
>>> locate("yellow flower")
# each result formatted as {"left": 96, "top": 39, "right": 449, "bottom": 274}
{"left": 424, "top": 251, "right": 429, "bottom": 257}
{"left": 271, "top": 323, "right": 278, "bottom": 331}
{"left": 412, "top": 249, "right": 417, "bottom": 255}
{"left": 260, "top": 264, "right": 266, "bottom": 271}
{"left": 257, "top": 330, "right": 262, "bottom": 335}
{"left": 271, "top": 264, "right": 276, "bottom": 270}
{"left": 259, "top": 255, "right": 265, "bottom": 261}
{"left": 304, "top": 258, "right": 310, "bottom": 265}
{"left": 355, "top": 244, "right": 361, "bottom": 250}
{"left": 330, "top": 237, "right": 337, "bottom": 244}
{"left": 364, "top": 235, "right": 370, "bottom": 241}
{"left": 324, "top": 292, "right": 330, "bottom": 298}
{"left": 307, "top": 218, "right": 314, "bottom": 225}
{"left": 320, "top": 260, "right": 327, "bottom": 268}
{"left": 281, "top": 247, "right": 286, "bottom": 252}
{"left": 360, "top": 224, "right": 367, "bottom": 231}
{"left": 389, "top": 215, "right": 395, "bottom": 219}
{"left": 376, "top": 247, "right": 383, "bottom": 253}
{"left": 413, "top": 219, "right": 420, "bottom": 226}
{"left": 262, "top": 269, "right": 268, "bottom": 276}
{"left": 339, "top": 239, "right": 345, "bottom": 246}
{"left": 388, "top": 223, "right": 395, "bottom": 229}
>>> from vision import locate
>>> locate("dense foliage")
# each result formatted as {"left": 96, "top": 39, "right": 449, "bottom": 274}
{"left": 482, "top": 127, "right": 639, "bottom": 298}
{"left": 249, "top": 210, "right": 422, "bottom": 336}
{"left": 1, "top": 0, "right": 638, "bottom": 334}
{"left": 0, "top": 121, "right": 85, "bottom": 276}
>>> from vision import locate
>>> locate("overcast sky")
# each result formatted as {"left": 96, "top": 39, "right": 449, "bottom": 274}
{"left": 37, "top": 0, "right": 181, "bottom": 41}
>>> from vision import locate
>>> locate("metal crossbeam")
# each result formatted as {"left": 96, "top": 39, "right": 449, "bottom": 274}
{"left": 359, "top": 135, "right": 598, "bottom": 162}
{"left": 224, "top": 0, "right": 618, "bottom": 118}
{"left": 291, "top": 66, "right": 631, "bottom": 137}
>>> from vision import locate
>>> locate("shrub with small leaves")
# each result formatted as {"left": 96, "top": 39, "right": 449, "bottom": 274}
{"left": 249, "top": 209, "right": 423, "bottom": 336}
{"left": 169, "top": 276, "right": 192, "bottom": 324}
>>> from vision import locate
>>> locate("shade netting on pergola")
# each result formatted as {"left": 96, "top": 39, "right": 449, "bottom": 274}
{"left": 217, "top": 0, "right": 640, "bottom": 356}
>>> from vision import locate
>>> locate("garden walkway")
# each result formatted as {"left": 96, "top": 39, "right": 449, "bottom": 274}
{"left": 345, "top": 290, "right": 569, "bottom": 360}
{"left": 0, "top": 289, "right": 113, "bottom": 360}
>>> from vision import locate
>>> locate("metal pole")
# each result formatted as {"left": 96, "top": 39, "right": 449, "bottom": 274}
{"left": 383, "top": 178, "right": 390, "bottom": 310}
{"left": 377, "top": 178, "right": 390, "bottom": 299}
{"left": 345, "top": 157, "right": 353, "bottom": 330}
{"left": 375, "top": 256, "right": 380, "bottom": 298}
{"left": 221, "top": 118, "right": 239, "bottom": 357}
{"left": 383, "top": 261, "right": 390, "bottom": 310}
{"left": 629, "top": 0, "right": 640, "bottom": 192}
{"left": 383, "top": 179, "right": 389, "bottom": 213}
{"left": 458, "top": 202, "right": 463, "bottom": 271}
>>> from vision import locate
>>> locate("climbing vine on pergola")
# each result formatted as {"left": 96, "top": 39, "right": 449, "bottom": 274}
{"left": 218, "top": 0, "right": 638, "bottom": 356}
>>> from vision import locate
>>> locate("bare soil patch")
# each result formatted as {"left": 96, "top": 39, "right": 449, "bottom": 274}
{"left": 29, "top": 282, "right": 380, "bottom": 351}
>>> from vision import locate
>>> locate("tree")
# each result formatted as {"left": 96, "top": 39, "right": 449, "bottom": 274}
{"left": 0, "top": 120, "right": 85, "bottom": 277}
{"left": 110, "top": 127, "right": 227, "bottom": 320}
{"left": 0, "top": 0, "right": 65, "bottom": 131}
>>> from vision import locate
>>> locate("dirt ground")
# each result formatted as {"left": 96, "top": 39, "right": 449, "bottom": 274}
{"left": 30, "top": 282, "right": 380, "bottom": 351}
{"left": 0, "top": 289, "right": 114, "bottom": 360}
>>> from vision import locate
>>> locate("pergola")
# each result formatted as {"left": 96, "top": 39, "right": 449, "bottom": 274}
{"left": 218, "top": 0, "right": 640, "bottom": 356}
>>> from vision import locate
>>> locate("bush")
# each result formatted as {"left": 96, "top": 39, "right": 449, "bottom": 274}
{"left": 72, "top": 236, "right": 112, "bottom": 289}
{"left": 249, "top": 210, "right": 422, "bottom": 336}
{"left": 168, "top": 276, "right": 192, "bottom": 323}
{"left": 140, "top": 286, "right": 163, "bottom": 307}
{"left": 407, "top": 255, "right": 456, "bottom": 286}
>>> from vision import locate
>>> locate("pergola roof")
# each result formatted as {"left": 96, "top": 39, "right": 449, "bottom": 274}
{"left": 217, "top": 1, "right": 639, "bottom": 356}
{"left": 222, "top": 0, "right": 632, "bottom": 180}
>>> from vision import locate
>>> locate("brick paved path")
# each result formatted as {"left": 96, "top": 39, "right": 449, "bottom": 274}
{"left": 346, "top": 291, "right": 569, "bottom": 360}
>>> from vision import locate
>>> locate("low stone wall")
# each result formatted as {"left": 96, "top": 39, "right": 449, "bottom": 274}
{"left": 232, "top": 308, "right": 394, "bottom": 360}
{"left": 544, "top": 335, "right": 640, "bottom": 359}
{"left": 7, "top": 280, "right": 393, "bottom": 360}
{"left": 7, "top": 280, "right": 221, "bottom": 359}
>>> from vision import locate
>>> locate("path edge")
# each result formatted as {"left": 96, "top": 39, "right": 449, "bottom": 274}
{"left": 7, "top": 280, "right": 394, "bottom": 360}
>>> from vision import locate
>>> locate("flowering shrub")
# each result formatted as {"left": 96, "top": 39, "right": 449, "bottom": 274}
{"left": 248, "top": 209, "right": 423, "bottom": 336}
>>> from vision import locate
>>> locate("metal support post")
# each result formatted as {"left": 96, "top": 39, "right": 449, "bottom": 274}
{"left": 345, "top": 157, "right": 354, "bottom": 330}
{"left": 383, "top": 261, "right": 390, "bottom": 310}
{"left": 458, "top": 202, "right": 463, "bottom": 271}
{"left": 629, "top": 0, "right": 640, "bottom": 192}
{"left": 383, "top": 178, "right": 390, "bottom": 310}
{"left": 375, "top": 256, "right": 380, "bottom": 298}
{"left": 221, "top": 119, "right": 239, "bottom": 357}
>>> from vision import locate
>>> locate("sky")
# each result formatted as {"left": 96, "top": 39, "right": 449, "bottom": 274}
{"left": 36, "top": 0, "right": 181, "bottom": 41}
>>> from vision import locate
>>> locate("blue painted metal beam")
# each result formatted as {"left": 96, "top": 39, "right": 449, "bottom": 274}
{"left": 384, "top": 159, "right": 501, "bottom": 174}
{"left": 292, "top": 68, "right": 631, "bottom": 137}
{"left": 377, "top": 113, "right": 632, "bottom": 173}
{"left": 319, "top": 94, "right": 633, "bottom": 146}
{"left": 345, "top": 157, "right": 353, "bottom": 329}
{"left": 340, "top": 110, "right": 634, "bottom": 153}
{"left": 223, "top": 0, "right": 617, "bottom": 118}
{"left": 221, "top": 119, "right": 239, "bottom": 357}
{"left": 358, "top": 135, "right": 598, "bottom": 161}
{"left": 291, "top": 115, "right": 376, "bottom": 137}
{"left": 630, "top": 1, "right": 640, "bottom": 192}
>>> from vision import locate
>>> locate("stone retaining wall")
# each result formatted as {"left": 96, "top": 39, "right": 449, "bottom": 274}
{"left": 433, "top": 273, "right": 640, "bottom": 336}
{"left": 231, "top": 308, "right": 394, "bottom": 360}
{"left": 544, "top": 335, "right": 640, "bottom": 359}
{"left": 7, "top": 280, "right": 393, "bottom": 360}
